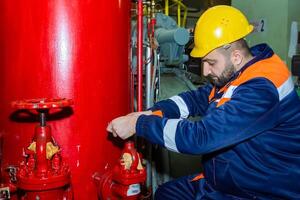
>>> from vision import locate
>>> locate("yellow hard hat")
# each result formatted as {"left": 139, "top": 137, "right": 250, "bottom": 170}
{"left": 190, "top": 5, "right": 253, "bottom": 58}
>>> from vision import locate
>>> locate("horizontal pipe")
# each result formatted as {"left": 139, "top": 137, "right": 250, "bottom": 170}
{"left": 155, "top": 28, "right": 189, "bottom": 46}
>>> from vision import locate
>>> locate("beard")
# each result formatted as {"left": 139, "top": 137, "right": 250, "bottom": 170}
{"left": 207, "top": 64, "right": 236, "bottom": 88}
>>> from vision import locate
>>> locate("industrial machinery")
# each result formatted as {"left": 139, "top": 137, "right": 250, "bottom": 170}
{"left": 131, "top": 9, "right": 191, "bottom": 109}
{"left": 155, "top": 13, "right": 189, "bottom": 66}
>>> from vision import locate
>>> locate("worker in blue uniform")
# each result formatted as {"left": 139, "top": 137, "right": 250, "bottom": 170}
{"left": 107, "top": 5, "right": 300, "bottom": 199}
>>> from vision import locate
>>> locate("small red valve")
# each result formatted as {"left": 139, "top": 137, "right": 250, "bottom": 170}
{"left": 113, "top": 141, "right": 146, "bottom": 186}
{"left": 94, "top": 141, "right": 146, "bottom": 200}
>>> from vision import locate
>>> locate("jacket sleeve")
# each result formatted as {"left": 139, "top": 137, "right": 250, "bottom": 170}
{"left": 150, "top": 84, "right": 213, "bottom": 119}
{"left": 136, "top": 78, "right": 280, "bottom": 154}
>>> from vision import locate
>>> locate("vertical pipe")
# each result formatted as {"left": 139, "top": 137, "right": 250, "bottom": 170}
{"left": 130, "top": 49, "right": 135, "bottom": 112}
{"left": 183, "top": 8, "right": 187, "bottom": 27}
{"left": 177, "top": 0, "right": 181, "bottom": 27}
{"left": 150, "top": 0, "right": 156, "bottom": 38}
{"left": 170, "top": 0, "right": 188, "bottom": 27}
{"left": 137, "top": 0, "right": 143, "bottom": 111}
{"left": 145, "top": 46, "right": 151, "bottom": 109}
{"left": 146, "top": 0, "right": 156, "bottom": 109}
{"left": 165, "top": 0, "right": 169, "bottom": 16}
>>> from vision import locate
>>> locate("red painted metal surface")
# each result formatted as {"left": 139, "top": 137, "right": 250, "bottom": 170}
{"left": 0, "top": 1, "right": 131, "bottom": 199}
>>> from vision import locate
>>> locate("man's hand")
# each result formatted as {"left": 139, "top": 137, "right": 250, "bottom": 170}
{"left": 106, "top": 115, "right": 138, "bottom": 139}
{"left": 106, "top": 111, "right": 152, "bottom": 139}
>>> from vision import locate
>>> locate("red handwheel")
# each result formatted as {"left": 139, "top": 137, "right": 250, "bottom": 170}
{"left": 12, "top": 98, "right": 73, "bottom": 110}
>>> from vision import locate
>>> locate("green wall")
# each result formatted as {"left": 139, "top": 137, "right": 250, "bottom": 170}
{"left": 232, "top": 0, "right": 288, "bottom": 63}
{"left": 232, "top": 0, "right": 300, "bottom": 68}
{"left": 288, "top": 0, "right": 300, "bottom": 67}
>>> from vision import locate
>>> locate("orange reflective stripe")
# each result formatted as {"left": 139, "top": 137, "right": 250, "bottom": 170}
{"left": 216, "top": 97, "right": 231, "bottom": 107}
{"left": 215, "top": 54, "right": 290, "bottom": 107}
{"left": 152, "top": 110, "right": 163, "bottom": 117}
{"left": 219, "top": 84, "right": 229, "bottom": 93}
{"left": 191, "top": 173, "right": 205, "bottom": 182}
{"left": 234, "top": 54, "right": 290, "bottom": 87}
{"left": 209, "top": 87, "right": 216, "bottom": 102}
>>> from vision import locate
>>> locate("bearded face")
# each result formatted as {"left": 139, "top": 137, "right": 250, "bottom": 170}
{"left": 202, "top": 48, "right": 237, "bottom": 88}
{"left": 207, "top": 61, "right": 236, "bottom": 87}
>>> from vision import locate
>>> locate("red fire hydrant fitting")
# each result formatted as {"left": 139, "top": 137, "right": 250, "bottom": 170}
{"left": 11, "top": 98, "right": 73, "bottom": 200}
{"left": 94, "top": 141, "right": 146, "bottom": 199}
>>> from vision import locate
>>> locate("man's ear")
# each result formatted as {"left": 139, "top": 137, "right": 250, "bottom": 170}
{"left": 230, "top": 50, "right": 243, "bottom": 66}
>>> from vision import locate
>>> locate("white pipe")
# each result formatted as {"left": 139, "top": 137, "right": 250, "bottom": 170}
{"left": 146, "top": 46, "right": 152, "bottom": 109}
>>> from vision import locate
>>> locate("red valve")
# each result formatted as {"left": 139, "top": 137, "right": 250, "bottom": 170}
{"left": 120, "top": 142, "right": 139, "bottom": 172}
{"left": 94, "top": 141, "right": 146, "bottom": 200}
{"left": 113, "top": 141, "right": 146, "bottom": 185}
{"left": 9, "top": 98, "right": 73, "bottom": 200}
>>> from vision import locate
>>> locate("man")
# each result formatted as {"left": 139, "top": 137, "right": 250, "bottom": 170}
{"left": 107, "top": 5, "right": 300, "bottom": 199}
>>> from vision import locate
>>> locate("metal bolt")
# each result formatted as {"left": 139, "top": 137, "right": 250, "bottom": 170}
{"left": 6, "top": 166, "right": 17, "bottom": 182}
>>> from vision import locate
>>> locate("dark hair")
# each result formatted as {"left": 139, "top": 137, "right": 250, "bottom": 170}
{"left": 217, "top": 39, "right": 252, "bottom": 57}
{"left": 232, "top": 39, "right": 252, "bottom": 56}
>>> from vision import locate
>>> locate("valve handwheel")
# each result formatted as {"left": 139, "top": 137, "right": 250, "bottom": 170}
{"left": 11, "top": 98, "right": 74, "bottom": 110}
{"left": 12, "top": 98, "right": 74, "bottom": 126}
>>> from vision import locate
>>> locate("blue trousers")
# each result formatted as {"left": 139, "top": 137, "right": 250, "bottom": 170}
{"left": 154, "top": 175, "right": 244, "bottom": 200}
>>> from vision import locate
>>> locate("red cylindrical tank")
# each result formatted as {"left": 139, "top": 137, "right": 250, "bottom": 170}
{"left": 0, "top": 1, "right": 131, "bottom": 199}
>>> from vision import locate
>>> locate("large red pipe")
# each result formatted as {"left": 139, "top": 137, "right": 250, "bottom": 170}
{"left": 137, "top": 0, "right": 143, "bottom": 111}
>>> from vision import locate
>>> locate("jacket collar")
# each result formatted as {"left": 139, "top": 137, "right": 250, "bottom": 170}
{"left": 239, "top": 43, "right": 274, "bottom": 73}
